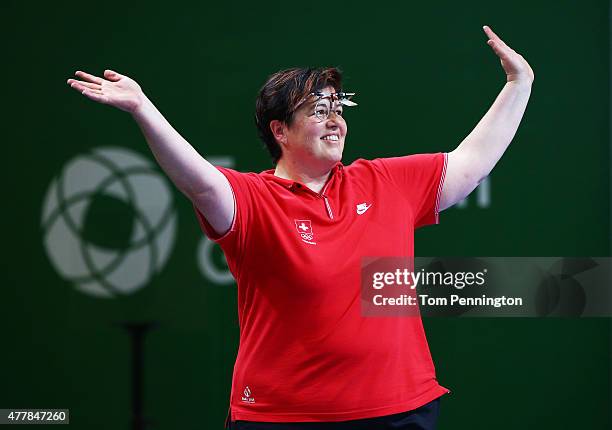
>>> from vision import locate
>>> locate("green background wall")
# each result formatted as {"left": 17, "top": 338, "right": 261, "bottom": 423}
{"left": 3, "top": 0, "right": 610, "bottom": 428}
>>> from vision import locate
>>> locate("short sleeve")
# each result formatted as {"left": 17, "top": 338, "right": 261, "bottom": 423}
{"left": 193, "top": 166, "right": 258, "bottom": 248}
{"left": 371, "top": 153, "right": 448, "bottom": 228}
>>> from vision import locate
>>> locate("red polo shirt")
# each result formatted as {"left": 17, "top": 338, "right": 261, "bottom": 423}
{"left": 195, "top": 153, "right": 449, "bottom": 422}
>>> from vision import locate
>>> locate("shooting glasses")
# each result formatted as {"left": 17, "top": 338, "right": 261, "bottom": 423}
{"left": 294, "top": 91, "right": 358, "bottom": 122}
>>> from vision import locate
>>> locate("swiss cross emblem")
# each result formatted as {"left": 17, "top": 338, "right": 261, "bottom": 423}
{"left": 294, "top": 219, "right": 316, "bottom": 245}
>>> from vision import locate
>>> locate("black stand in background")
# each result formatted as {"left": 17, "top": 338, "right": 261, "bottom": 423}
{"left": 120, "top": 322, "right": 158, "bottom": 430}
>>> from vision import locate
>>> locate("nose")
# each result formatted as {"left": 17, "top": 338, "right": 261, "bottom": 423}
{"left": 326, "top": 120, "right": 338, "bottom": 130}
{"left": 325, "top": 111, "right": 341, "bottom": 128}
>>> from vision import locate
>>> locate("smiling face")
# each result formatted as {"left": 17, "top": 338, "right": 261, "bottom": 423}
{"left": 282, "top": 86, "right": 348, "bottom": 170}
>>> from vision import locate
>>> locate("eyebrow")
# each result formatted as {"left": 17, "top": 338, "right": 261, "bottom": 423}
{"left": 310, "top": 100, "right": 344, "bottom": 108}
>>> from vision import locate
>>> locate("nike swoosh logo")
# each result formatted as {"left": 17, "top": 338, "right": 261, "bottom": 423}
{"left": 356, "top": 204, "right": 372, "bottom": 215}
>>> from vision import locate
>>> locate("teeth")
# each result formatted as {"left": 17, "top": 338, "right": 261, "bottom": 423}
{"left": 322, "top": 135, "right": 339, "bottom": 141}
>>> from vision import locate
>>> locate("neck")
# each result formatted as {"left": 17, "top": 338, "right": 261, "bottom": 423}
{"left": 274, "top": 157, "right": 335, "bottom": 194}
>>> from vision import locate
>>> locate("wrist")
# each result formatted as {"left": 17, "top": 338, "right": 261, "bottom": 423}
{"left": 506, "top": 78, "right": 533, "bottom": 91}
{"left": 130, "top": 93, "right": 152, "bottom": 120}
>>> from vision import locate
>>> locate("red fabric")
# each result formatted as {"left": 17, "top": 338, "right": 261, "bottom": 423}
{"left": 194, "top": 153, "right": 449, "bottom": 422}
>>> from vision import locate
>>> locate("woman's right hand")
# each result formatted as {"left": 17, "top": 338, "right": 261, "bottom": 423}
{"left": 67, "top": 70, "right": 145, "bottom": 114}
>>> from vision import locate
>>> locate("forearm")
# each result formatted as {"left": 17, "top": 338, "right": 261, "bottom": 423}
{"left": 454, "top": 80, "right": 532, "bottom": 181}
{"left": 439, "top": 26, "right": 534, "bottom": 211}
{"left": 131, "top": 96, "right": 217, "bottom": 198}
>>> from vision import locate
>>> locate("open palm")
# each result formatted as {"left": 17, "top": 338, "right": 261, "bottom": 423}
{"left": 67, "top": 70, "right": 144, "bottom": 113}
{"left": 484, "top": 26, "right": 534, "bottom": 84}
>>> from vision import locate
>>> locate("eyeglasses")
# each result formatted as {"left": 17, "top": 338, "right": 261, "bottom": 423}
{"left": 295, "top": 91, "right": 357, "bottom": 122}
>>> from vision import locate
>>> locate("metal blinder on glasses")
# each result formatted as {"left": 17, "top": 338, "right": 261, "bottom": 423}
{"left": 295, "top": 91, "right": 357, "bottom": 122}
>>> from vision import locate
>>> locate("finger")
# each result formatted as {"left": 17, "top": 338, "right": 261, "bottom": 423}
{"left": 69, "top": 82, "right": 103, "bottom": 95}
{"left": 74, "top": 70, "right": 104, "bottom": 85}
{"left": 103, "top": 69, "right": 123, "bottom": 82}
{"left": 68, "top": 80, "right": 103, "bottom": 95}
{"left": 81, "top": 89, "right": 109, "bottom": 103}
{"left": 67, "top": 79, "right": 101, "bottom": 91}
{"left": 67, "top": 81, "right": 87, "bottom": 93}
{"left": 70, "top": 85, "right": 104, "bottom": 97}
{"left": 483, "top": 25, "right": 511, "bottom": 50}
{"left": 486, "top": 39, "right": 511, "bottom": 60}
{"left": 483, "top": 25, "right": 500, "bottom": 41}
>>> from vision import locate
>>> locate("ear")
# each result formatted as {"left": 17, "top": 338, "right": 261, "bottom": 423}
{"left": 270, "top": 120, "right": 288, "bottom": 148}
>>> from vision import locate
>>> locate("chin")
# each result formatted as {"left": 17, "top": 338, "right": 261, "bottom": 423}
{"left": 313, "top": 144, "right": 343, "bottom": 166}
{"left": 328, "top": 151, "right": 343, "bottom": 163}
{"left": 315, "top": 153, "right": 342, "bottom": 169}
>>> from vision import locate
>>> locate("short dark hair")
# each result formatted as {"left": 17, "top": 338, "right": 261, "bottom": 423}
{"left": 255, "top": 67, "right": 343, "bottom": 165}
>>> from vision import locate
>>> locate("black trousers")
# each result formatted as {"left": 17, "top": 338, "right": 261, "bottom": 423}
{"left": 226, "top": 397, "right": 441, "bottom": 430}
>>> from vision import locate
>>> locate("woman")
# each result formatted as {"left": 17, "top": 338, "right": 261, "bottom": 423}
{"left": 67, "top": 25, "right": 533, "bottom": 430}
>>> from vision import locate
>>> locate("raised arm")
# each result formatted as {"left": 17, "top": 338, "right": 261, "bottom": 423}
{"left": 67, "top": 70, "right": 234, "bottom": 235}
{"left": 440, "top": 26, "right": 534, "bottom": 211}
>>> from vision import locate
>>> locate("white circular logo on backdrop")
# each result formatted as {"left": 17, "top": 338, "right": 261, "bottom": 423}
{"left": 41, "top": 147, "right": 177, "bottom": 298}
{"left": 197, "top": 238, "right": 234, "bottom": 285}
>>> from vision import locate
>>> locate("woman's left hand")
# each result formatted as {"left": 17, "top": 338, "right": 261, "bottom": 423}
{"left": 484, "top": 26, "right": 534, "bottom": 85}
